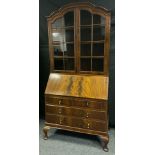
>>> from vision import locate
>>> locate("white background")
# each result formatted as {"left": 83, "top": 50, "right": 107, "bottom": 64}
{"left": 0, "top": 0, "right": 155, "bottom": 154}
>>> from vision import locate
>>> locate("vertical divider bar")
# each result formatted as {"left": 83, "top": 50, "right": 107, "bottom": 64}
{"left": 91, "top": 14, "right": 93, "bottom": 71}
{"left": 75, "top": 8, "right": 80, "bottom": 73}
{"left": 48, "top": 20, "right": 54, "bottom": 72}
{"left": 104, "top": 14, "right": 111, "bottom": 76}
{"left": 74, "top": 9, "right": 77, "bottom": 72}
{"left": 62, "top": 17, "right": 65, "bottom": 70}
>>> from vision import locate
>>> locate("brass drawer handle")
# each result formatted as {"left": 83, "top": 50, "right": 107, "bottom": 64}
{"left": 58, "top": 108, "right": 62, "bottom": 114}
{"left": 86, "top": 112, "right": 89, "bottom": 118}
{"left": 59, "top": 117, "right": 63, "bottom": 124}
{"left": 87, "top": 123, "right": 90, "bottom": 129}
{"left": 86, "top": 101, "right": 89, "bottom": 107}
{"left": 58, "top": 100, "right": 62, "bottom": 105}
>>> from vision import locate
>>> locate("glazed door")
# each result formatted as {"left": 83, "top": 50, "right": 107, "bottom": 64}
{"left": 49, "top": 7, "right": 109, "bottom": 74}
{"left": 78, "top": 9, "right": 105, "bottom": 74}
{"left": 51, "top": 10, "right": 76, "bottom": 72}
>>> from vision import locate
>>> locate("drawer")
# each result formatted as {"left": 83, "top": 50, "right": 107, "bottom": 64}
{"left": 46, "top": 105, "right": 107, "bottom": 120}
{"left": 46, "top": 114, "right": 108, "bottom": 132}
{"left": 45, "top": 96, "right": 107, "bottom": 110}
{"left": 46, "top": 113, "right": 83, "bottom": 128}
{"left": 45, "top": 97, "right": 72, "bottom": 106}
{"left": 83, "top": 119, "right": 108, "bottom": 132}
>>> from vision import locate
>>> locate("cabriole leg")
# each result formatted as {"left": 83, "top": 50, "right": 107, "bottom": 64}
{"left": 100, "top": 134, "right": 109, "bottom": 152}
{"left": 43, "top": 126, "right": 50, "bottom": 140}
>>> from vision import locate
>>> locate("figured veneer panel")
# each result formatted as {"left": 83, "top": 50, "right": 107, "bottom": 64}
{"left": 45, "top": 96, "right": 107, "bottom": 110}
{"left": 46, "top": 104, "right": 107, "bottom": 120}
{"left": 45, "top": 73, "right": 109, "bottom": 100}
{"left": 46, "top": 114, "right": 107, "bottom": 132}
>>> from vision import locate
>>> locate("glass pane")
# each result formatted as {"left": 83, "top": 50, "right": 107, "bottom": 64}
{"left": 52, "top": 28, "right": 74, "bottom": 43}
{"left": 93, "top": 43, "right": 104, "bottom": 56}
{"left": 65, "top": 29, "right": 74, "bottom": 42}
{"left": 93, "top": 26, "right": 105, "bottom": 41}
{"left": 80, "top": 10, "right": 92, "bottom": 25}
{"left": 64, "top": 11, "right": 74, "bottom": 27}
{"left": 80, "top": 58, "right": 91, "bottom": 71}
{"left": 92, "top": 58, "right": 104, "bottom": 71}
{"left": 54, "top": 43, "right": 74, "bottom": 56}
{"left": 64, "top": 58, "right": 74, "bottom": 70}
{"left": 93, "top": 14, "right": 105, "bottom": 25}
{"left": 52, "top": 11, "right": 74, "bottom": 28}
{"left": 64, "top": 44, "right": 74, "bottom": 56}
{"left": 52, "top": 30, "right": 65, "bottom": 42}
{"left": 81, "top": 43, "right": 91, "bottom": 56}
{"left": 53, "top": 45, "right": 63, "bottom": 56}
{"left": 52, "top": 18, "right": 63, "bottom": 28}
{"left": 81, "top": 27, "right": 91, "bottom": 41}
{"left": 54, "top": 58, "right": 64, "bottom": 70}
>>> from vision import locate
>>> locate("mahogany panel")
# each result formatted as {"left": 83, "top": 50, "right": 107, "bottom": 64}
{"left": 45, "top": 96, "right": 107, "bottom": 110}
{"left": 46, "top": 104, "right": 107, "bottom": 120}
{"left": 46, "top": 114, "right": 107, "bottom": 132}
{"left": 45, "top": 73, "right": 109, "bottom": 100}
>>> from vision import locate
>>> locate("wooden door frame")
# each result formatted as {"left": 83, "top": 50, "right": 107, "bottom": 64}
{"left": 46, "top": 2, "right": 111, "bottom": 76}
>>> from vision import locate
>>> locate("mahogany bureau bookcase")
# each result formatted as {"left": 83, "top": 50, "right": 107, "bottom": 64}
{"left": 43, "top": 2, "right": 111, "bottom": 152}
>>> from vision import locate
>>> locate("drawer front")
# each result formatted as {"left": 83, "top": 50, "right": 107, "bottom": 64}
{"left": 45, "top": 96, "right": 107, "bottom": 110}
{"left": 83, "top": 119, "right": 108, "bottom": 132}
{"left": 45, "top": 97, "right": 72, "bottom": 106}
{"left": 46, "top": 114, "right": 83, "bottom": 128}
{"left": 46, "top": 105, "right": 107, "bottom": 120}
{"left": 46, "top": 114, "right": 108, "bottom": 132}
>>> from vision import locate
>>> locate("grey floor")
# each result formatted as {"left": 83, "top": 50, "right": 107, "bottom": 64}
{"left": 39, "top": 119, "right": 115, "bottom": 155}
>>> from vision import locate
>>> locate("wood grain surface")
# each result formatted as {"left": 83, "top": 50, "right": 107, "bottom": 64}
{"left": 46, "top": 104, "right": 107, "bottom": 120}
{"left": 45, "top": 96, "right": 108, "bottom": 110}
{"left": 43, "top": 2, "right": 111, "bottom": 151}
{"left": 45, "top": 113, "right": 108, "bottom": 132}
{"left": 45, "top": 73, "right": 109, "bottom": 100}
